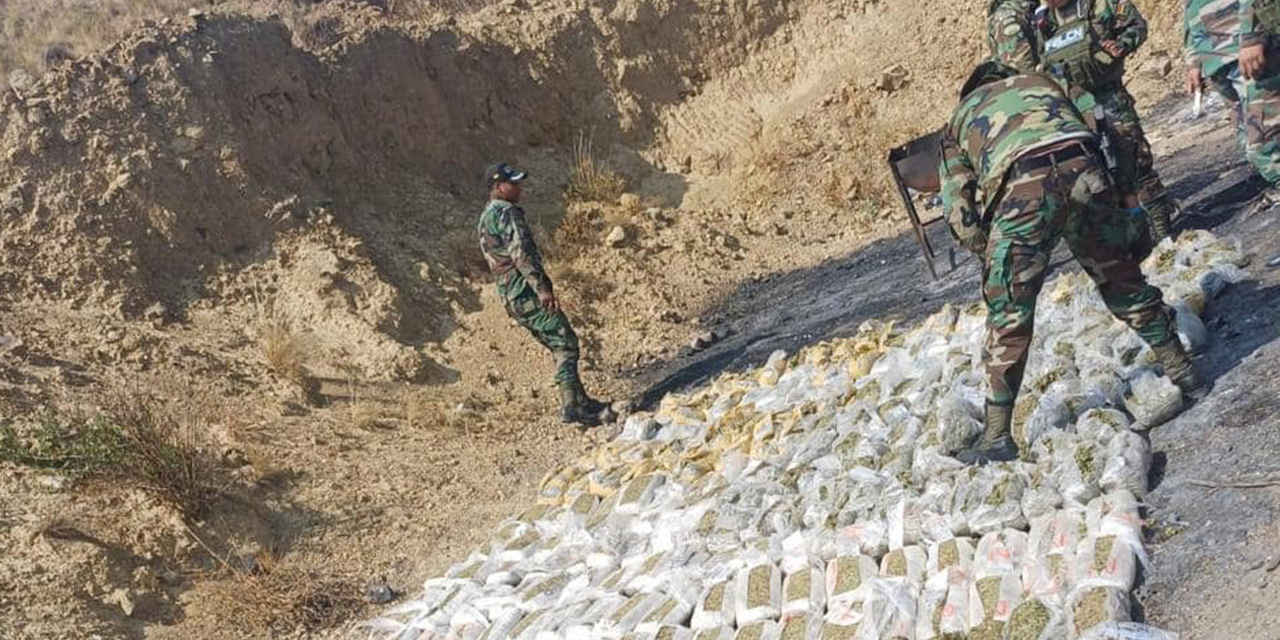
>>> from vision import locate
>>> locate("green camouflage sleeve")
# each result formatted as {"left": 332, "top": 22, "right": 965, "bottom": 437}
{"left": 1184, "top": 0, "right": 1202, "bottom": 66}
{"left": 1241, "top": 0, "right": 1267, "bottom": 48}
{"left": 939, "top": 129, "right": 988, "bottom": 256}
{"left": 1110, "top": 0, "right": 1148, "bottom": 54}
{"left": 988, "top": 3, "right": 1040, "bottom": 71}
{"left": 503, "top": 206, "right": 554, "bottom": 296}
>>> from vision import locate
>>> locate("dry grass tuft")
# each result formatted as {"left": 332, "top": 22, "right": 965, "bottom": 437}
{"left": 100, "top": 391, "right": 228, "bottom": 518}
{"left": 255, "top": 307, "right": 318, "bottom": 398}
{"left": 564, "top": 132, "right": 627, "bottom": 205}
{"left": 0, "top": 389, "right": 227, "bottom": 518}
{"left": 204, "top": 552, "right": 365, "bottom": 635}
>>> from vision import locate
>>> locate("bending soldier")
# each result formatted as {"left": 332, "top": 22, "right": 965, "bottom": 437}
{"left": 477, "top": 163, "right": 613, "bottom": 427}
{"left": 939, "top": 62, "right": 1202, "bottom": 464}
{"left": 1037, "top": 0, "right": 1180, "bottom": 244}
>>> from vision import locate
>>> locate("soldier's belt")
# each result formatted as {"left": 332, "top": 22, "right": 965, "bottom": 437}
{"left": 1013, "top": 142, "right": 1091, "bottom": 174}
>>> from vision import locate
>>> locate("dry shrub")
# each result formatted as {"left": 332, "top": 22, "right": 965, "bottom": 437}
{"left": 0, "top": 389, "right": 227, "bottom": 518}
{"left": 564, "top": 132, "right": 627, "bottom": 205}
{"left": 742, "top": 133, "right": 789, "bottom": 177}
{"left": 204, "top": 552, "right": 365, "bottom": 635}
{"left": 258, "top": 313, "right": 313, "bottom": 388}
{"left": 548, "top": 203, "right": 603, "bottom": 261}
{"left": 101, "top": 392, "right": 227, "bottom": 518}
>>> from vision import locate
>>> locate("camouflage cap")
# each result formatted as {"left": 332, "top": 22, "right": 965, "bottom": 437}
{"left": 959, "top": 60, "right": 1021, "bottom": 99}
{"left": 485, "top": 163, "right": 528, "bottom": 186}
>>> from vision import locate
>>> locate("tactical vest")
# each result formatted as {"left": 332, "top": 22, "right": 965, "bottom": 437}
{"left": 1041, "top": 0, "right": 1122, "bottom": 91}
{"left": 1258, "top": 0, "right": 1280, "bottom": 35}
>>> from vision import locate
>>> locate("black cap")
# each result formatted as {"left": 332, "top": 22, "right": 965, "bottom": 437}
{"left": 485, "top": 163, "right": 528, "bottom": 186}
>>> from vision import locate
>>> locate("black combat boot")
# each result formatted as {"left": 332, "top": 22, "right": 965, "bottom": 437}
{"left": 1151, "top": 339, "right": 1207, "bottom": 401}
{"left": 956, "top": 403, "right": 1018, "bottom": 465}
{"left": 574, "top": 381, "right": 616, "bottom": 424}
{"left": 560, "top": 383, "right": 600, "bottom": 427}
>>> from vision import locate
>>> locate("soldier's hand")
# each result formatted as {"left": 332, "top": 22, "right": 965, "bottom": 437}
{"left": 1186, "top": 66, "right": 1204, "bottom": 95}
{"left": 538, "top": 290, "right": 560, "bottom": 313}
{"left": 1100, "top": 40, "right": 1125, "bottom": 58}
{"left": 1241, "top": 43, "right": 1267, "bottom": 80}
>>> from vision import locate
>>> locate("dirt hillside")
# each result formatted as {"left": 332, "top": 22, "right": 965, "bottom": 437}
{"left": 0, "top": 1, "right": 1196, "bottom": 638}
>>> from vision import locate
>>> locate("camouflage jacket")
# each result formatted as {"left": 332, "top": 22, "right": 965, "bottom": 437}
{"left": 940, "top": 73, "right": 1096, "bottom": 253}
{"left": 1239, "top": 0, "right": 1278, "bottom": 49}
{"left": 988, "top": 0, "right": 1041, "bottom": 71}
{"left": 477, "top": 199, "right": 553, "bottom": 303}
{"left": 1184, "top": 0, "right": 1242, "bottom": 76}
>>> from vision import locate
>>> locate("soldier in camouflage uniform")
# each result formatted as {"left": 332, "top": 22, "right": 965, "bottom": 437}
{"left": 1185, "top": 0, "right": 1280, "bottom": 187}
{"left": 1184, "top": 0, "right": 1243, "bottom": 113}
{"left": 1036, "top": 0, "right": 1180, "bottom": 245}
{"left": 939, "top": 62, "right": 1200, "bottom": 464}
{"left": 477, "top": 163, "right": 611, "bottom": 427}
{"left": 988, "top": 0, "right": 1041, "bottom": 70}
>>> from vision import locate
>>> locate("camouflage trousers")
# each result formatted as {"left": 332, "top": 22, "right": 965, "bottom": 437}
{"left": 506, "top": 288, "right": 581, "bottom": 388}
{"left": 981, "top": 144, "right": 1177, "bottom": 407}
{"left": 1222, "top": 56, "right": 1280, "bottom": 185}
{"left": 1084, "top": 84, "right": 1177, "bottom": 239}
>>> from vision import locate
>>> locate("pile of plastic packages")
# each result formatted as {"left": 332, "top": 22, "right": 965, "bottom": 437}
{"left": 353, "top": 231, "right": 1247, "bottom": 640}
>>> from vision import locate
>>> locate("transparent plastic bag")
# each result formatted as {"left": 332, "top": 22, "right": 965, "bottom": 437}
{"left": 1085, "top": 492, "right": 1144, "bottom": 555}
{"left": 1098, "top": 431, "right": 1151, "bottom": 497}
{"left": 1170, "top": 302, "right": 1207, "bottom": 354}
{"left": 778, "top": 611, "right": 823, "bottom": 640}
{"left": 963, "top": 467, "right": 1028, "bottom": 535}
{"left": 926, "top": 537, "right": 975, "bottom": 576}
{"left": 1077, "top": 622, "right": 1180, "bottom": 640}
{"left": 934, "top": 383, "right": 984, "bottom": 455}
{"left": 856, "top": 577, "right": 918, "bottom": 640}
{"left": 879, "top": 545, "right": 928, "bottom": 583}
{"left": 967, "top": 572, "right": 1023, "bottom": 627}
{"left": 915, "top": 570, "right": 951, "bottom": 640}
{"left": 692, "top": 629, "right": 735, "bottom": 640}
{"left": 1007, "top": 597, "right": 1067, "bottom": 640}
{"left": 973, "top": 529, "right": 1028, "bottom": 579}
{"left": 735, "top": 620, "right": 782, "bottom": 640}
{"left": 635, "top": 595, "right": 694, "bottom": 634}
{"left": 938, "top": 574, "right": 972, "bottom": 638}
{"left": 835, "top": 520, "right": 888, "bottom": 558}
{"left": 692, "top": 581, "right": 736, "bottom": 630}
{"left": 1072, "top": 535, "right": 1138, "bottom": 592}
{"left": 1066, "top": 587, "right": 1130, "bottom": 638}
{"left": 735, "top": 562, "right": 783, "bottom": 626}
{"left": 1122, "top": 370, "right": 1183, "bottom": 429}
{"left": 825, "top": 554, "right": 878, "bottom": 625}
{"left": 1049, "top": 433, "right": 1103, "bottom": 506}
{"left": 781, "top": 564, "right": 826, "bottom": 620}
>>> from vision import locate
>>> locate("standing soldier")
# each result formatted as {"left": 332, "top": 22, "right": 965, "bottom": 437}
{"left": 477, "top": 163, "right": 613, "bottom": 427}
{"left": 1184, "top": 0, "right": 1243, "bottom": 116}
{"left": 939, "top": 61, "right": 1201, "bottom": 464}
{"left": 988, "top": 0, "right": 1041, "bottom": 71}
{"left": 1037, "top": 0, "right": 1181, "bottom": 244}
{"left": 1186, "top": 0, "right": 1280, "bottom": 266}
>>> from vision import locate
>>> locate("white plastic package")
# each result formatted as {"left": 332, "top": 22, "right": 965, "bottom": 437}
{"left": 735, "top": 562, "right": 783, "bottom": 626}
{"left": 781, "top": 564, "right": 826, "bottom": 620}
